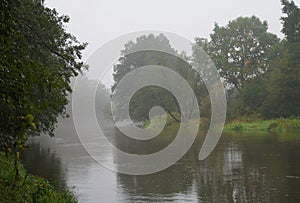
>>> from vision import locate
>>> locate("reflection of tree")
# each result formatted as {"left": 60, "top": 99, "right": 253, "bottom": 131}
{"left": 195, "top": 134, "right": 271, "bottom": 202}
{"left": 115, "top": 132, "right": 300, "bottom": 202}
{"left": 195, "top": 132, "right": 300, "bottom": 202}
{"left": 114, "top": 133, "right": 202, "bottom": 201}
{"left": 237, "top": 133, "right": 300, "bottom": 202}
{"left": 116, "top": 155, "right": 196, "bottom": 201}
{"left": 21, "top": 141, "right": 67, "bottom": 190}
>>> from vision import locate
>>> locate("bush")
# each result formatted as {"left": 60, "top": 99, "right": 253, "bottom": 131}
{"left": 224, "top": 118, "right": 300, "bottom": 132}
{"left": 0, "top": 152, "right": 77, "bottom": 203}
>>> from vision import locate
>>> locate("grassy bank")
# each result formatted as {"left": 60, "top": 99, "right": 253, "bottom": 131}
{"left": 143, "top": 114, "right": 210, "bottom": 135}
{"left": 224, "top": 118, "right": 300, "bottom": 132}
{"left": 0, "top": 152, "right": 77, "bottom": 203}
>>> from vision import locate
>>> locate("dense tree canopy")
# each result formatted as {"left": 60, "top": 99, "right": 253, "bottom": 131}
{"left": 0, "top": 0, "right": 87, "bottom": 150}
{"left": 112, "top": 34, "right": 203, "bottom": 122}
{"left": 281, "top": 0, "right": 300, "bottom": 43}
{"left": 262, "top": 0, "right": 300, "bottom": 118}
{"left": 194, "top": 3, "right": 299, "bottom": 120}
{"left": 206, "top": 16, "right": 279, "bottom": 90}
{"left": 113, "top": 34, "right": 178, "bottom": 122}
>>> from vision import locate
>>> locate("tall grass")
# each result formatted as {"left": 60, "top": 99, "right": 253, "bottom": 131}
{"left": 0, "top": 152, "right": 77, "bottom": 203}
{"left": 224, "top": 118, "right": 300, "bottom": 132}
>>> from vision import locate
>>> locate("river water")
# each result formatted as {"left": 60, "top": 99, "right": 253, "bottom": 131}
{"left": 21, "top": 120, "right": 300, "bottom": 203}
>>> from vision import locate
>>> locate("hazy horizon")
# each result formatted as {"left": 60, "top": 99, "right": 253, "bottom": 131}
{"left": 46, "top": 0, "right": 300, "bottom": 60}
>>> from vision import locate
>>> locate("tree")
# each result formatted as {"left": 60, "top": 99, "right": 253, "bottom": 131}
{"left": 192, "top": 38, "right": 215, "bottom": 119}
{"left": 234, "top": 78, "right": 267, "bottom": 117}
{"left": 112, "top": 34, "right": 178, "bottom": 122}
{"left": 262, "top": 0, "right": 300, "bottom": 118}
{"left": 0, "top": 0, "right": 87, "bottom": 150}
{"left": 206, "top": 16, "right": 279, "bottom": 90}
{"left": 281, "top": 0, "right": 300, "bottom": 43}
{"left": 263, "top": 40, "right": 300, "bottom": 118}
{"left": 112, "top": 34, "right": 202, "bottom": 122}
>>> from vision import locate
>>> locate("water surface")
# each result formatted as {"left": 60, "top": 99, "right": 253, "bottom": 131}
{"left": 22, "top": 122, "right": 300, "bottom": 203}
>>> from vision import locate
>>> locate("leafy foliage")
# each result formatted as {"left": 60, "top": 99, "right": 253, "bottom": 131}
{"left": 281, "top": 0, "right": 300, "bottom": 43}
{"left": 262, "top": 0, "right": 300, "bottom": 118}
{"left": 0, "top": 0, "right": 87, "bottom": 150}
{"left": 201, "top": 6, "right": 299, "bottom": 120}
{"left": 112, "top": 34, "right": 203, "bottom": 122}
{"left": 224, "top": 118, "right": 300, "bottom": 132}
{"left": 206, "top": 16, "right": 279, "bottom": 90}
{"left": 0, "top": 152, "right": 77, "bottom": 203}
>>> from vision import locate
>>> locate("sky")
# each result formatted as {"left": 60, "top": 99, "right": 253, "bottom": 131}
{"left": 45, "top": 0, "right": 299, "bottom": 85}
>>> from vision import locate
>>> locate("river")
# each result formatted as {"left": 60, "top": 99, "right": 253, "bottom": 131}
{"left": 21, "top": 120, "right": 300, "bottom": 203}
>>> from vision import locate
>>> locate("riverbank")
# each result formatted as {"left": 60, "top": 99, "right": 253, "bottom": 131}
{"left": 224, "top": 118, "right": 300, "bottom": 132}
{"left": 0, "top": 152, "right": 77, "bottom": 203}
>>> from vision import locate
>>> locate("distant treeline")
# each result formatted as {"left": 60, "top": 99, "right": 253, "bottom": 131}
{"left": 111, "top": 0, "right": 300, "bottom": 123}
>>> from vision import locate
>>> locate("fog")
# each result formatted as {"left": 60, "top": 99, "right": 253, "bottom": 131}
{"left": 3, "top": 1, "right": 298, "bottom": 202}
{"left": 46, "top": 0, "right": 299, "bottom": 60}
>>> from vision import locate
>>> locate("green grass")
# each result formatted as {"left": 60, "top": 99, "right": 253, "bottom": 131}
{"left": 143, "top": 112, "right": 181, "bottom": 129}
{"left": 142, "top": 113, "right": 209, "bottom": 139}
{"left": 224, "top": 118, "right": 300, "bottom": 132}
{"left": 0, "top": 152, "right": 77, "bottom": 203}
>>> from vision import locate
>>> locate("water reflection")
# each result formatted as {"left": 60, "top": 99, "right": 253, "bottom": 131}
{"left": 115, "top": 132, "right": 300, "bottom": 203}
{"left": 21, "top": 122, "right": 300, "bottom": 202}
{"left": 22, "top": 139, "right": 67, "bottom": 190}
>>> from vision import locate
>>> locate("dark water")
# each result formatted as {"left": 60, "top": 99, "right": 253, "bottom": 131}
{"left": 22, "top": 122, "right": 300, "bottom": 203}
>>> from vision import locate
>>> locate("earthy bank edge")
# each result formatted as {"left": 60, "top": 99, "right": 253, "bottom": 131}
{"left": 0, "top": 152, "right": 77, "bottom": 203}
{"left": 224, "top": 118, "right": 300, "bottom": 132}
